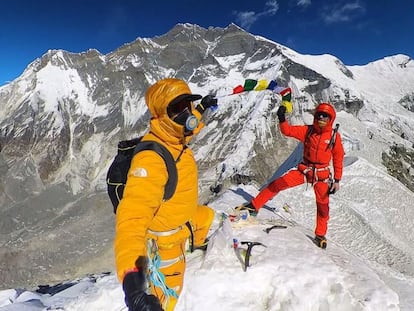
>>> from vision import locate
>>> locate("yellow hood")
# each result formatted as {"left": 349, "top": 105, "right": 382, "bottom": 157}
{"left": 145, "top": 78, "right": 202, "bottom": 144}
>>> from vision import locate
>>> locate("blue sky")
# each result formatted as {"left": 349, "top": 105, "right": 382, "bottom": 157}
{"left": 1, "top": 0, "right": 413, "bottom": 85}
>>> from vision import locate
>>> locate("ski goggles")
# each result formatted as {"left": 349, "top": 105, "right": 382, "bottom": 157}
{"left": 167, "top": 93, "right": 202, "bottom": 117}
{"left": 316, "top": 112, "right": 331, "bottom": 119}
{"left": 167, "top": 100, "right": 192, "bottom": 116}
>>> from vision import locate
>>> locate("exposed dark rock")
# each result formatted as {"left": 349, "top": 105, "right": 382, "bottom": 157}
{"left": 382, "top": 144, "right": 414, "bottom": 192}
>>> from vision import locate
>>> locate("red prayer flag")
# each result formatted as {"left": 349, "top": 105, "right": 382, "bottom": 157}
{"left": 233, "top": 85, "right": 245, "bottom": 94}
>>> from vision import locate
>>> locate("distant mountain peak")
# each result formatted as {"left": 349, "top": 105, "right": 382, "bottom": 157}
{"left": 1, "top": 24, "right": 414, "bottom": 290}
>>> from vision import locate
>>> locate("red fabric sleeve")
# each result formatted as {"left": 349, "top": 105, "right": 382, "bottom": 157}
{"left": 331, "top": 133, "right": 345, "bottom": 180}
{"left": 279, "top": 121, "right": 309, "bottom": 142}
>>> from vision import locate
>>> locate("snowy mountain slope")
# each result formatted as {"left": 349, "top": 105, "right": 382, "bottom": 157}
{"left": 2, "top": 157, "right": 414, "bottom": 310}
{"left": 179, "top": 153, "right": 414, "bottom": 310}
{"left": 0, "top": 23, "right": 413, "bottom": 298}
{"left": 180, "top": 202, "right": 400, "bottom": 311}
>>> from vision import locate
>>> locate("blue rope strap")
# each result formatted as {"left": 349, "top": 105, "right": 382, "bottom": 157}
{"left": 147, "top": 246, "right": 179, "bottom": 300}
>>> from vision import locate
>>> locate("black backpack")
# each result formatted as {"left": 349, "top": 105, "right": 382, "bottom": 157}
{"left": 106, "top": 137, "right": 178, "bottom": 213}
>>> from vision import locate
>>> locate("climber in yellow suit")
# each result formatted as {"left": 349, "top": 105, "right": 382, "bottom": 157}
{"left": 114, "top": 78, "right": 217, "bottom": 311}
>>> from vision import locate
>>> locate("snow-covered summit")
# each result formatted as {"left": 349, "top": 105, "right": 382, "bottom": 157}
{"left": 1, "top": 154, "right": 414, "bottom": 310}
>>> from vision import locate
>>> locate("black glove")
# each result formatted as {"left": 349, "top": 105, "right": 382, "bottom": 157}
{"left": 277, "top": 105, "right": 287, "bottom": 123}
{"left": 123, "top": 268, "right": 163, "bottom": 311}
{"left": 235, "top": 202, "right": 258, "bottom": 217}
{"left": 196, "top": 95, "right": 218, "bottom": 114}
{"left": 329, "top": 179, "right": 340, "bottom": 195}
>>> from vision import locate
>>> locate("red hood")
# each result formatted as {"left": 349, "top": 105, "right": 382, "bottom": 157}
{"left": 313, "top": 102, "right": 336, "bottom": 132}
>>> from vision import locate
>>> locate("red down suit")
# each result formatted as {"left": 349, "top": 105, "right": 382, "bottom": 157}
{"left": 252, "top": 103, "right": 345, "bottom": 236}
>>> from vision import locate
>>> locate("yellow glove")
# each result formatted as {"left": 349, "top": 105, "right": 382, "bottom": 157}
{"left": 279, "top": 87, "right": 293, "bottom": 113}
{"left": 281, "top": 100, "right": 293, "bottom": 113}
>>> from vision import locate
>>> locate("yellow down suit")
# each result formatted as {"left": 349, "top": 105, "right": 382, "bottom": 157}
{"left": 114, "top": 78, "right": 214, "bottom": 310}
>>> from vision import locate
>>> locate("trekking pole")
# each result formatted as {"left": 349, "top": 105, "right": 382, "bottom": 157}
{"left": 262, "top": 204, "right": 296, "bottom": 226}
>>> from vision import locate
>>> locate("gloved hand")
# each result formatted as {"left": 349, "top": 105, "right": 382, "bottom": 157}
{"left": 329, "top": 180, "right": 340, "bottom": 194}
{"left": 277, "top": 105, "right": 287, "bottom": 123}
{"left": 123, "top": 261, "right": 163, "bottom": 311}
{"left": 235, "top": 202, "right": 258, "bottom": 217}
{"left": 196, "top": 95, "right": 218, "bottom": 114}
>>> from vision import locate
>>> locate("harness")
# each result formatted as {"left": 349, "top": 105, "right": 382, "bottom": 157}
{"left": 145, "top": 222, "right": 192, "bottom": 308}
{"left": 300, "top": 165, "right": 330, "bottom": 176}
{"left": 300, "top": 124, "right": 339, "bottom": 185}
{"left": 146, "top": 224, "right": 188, "bottom": 269}
{"left": 147, "top": 225, "right": 184, "bottom": 237}
{"left": 299, "top": 162, "right": 331, "bottom": 185}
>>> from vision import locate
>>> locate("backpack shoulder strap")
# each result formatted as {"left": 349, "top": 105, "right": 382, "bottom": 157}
{"left": 327, "top": 124, "right": 340, "bottom": 150}
{"left": 133, "top": 141, "right": 178, "bottom": 201}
